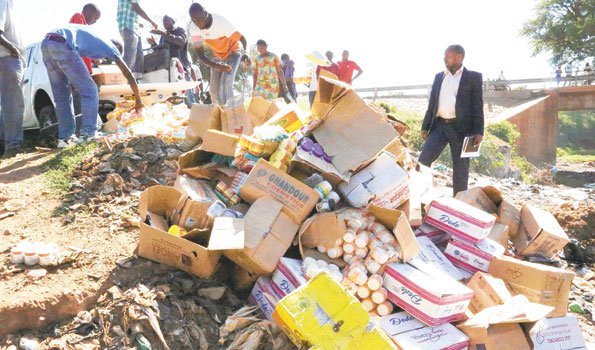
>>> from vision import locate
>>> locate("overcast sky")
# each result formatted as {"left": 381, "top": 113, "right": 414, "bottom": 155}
{"left": 17, "top": 0, "right": 556, "bottom": 88}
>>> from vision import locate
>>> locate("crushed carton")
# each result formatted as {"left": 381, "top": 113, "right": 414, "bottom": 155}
{"left": 528, "top": 315, "right": 587, "bottom": 350}
{"left": 138, "top": 186, "right": 221, "bottom": 279}
{"left": 413, "top": 223, "right": 450, "bottom": 246}
{"left": 232, "top": 265, "right": 261, "bottom": 291}
{"left": 408, "top": 236, "right": 465, "bottom": 281}
{"left": 487, "top": 223, "right": 510, "bottom": 246}
{"left": 497, "top": 199, "right": 521, "bottom": 238}
{"left": 424, "top": 196, "right": 495, "bottom": 244}
{"left": 462, "top": 295, "right": 554, "bottom": 326}
{"left": 172, "top": 175, "right": 218, "bottom": 231}
{"left": 338, "top": 153, "right": 409, "bottom": 209}
{"left": 298, "top": 212, "right": 347, "bottom": 252}
{"left": 512, "top": 204, "right": 570, "bottom": 258}
{"left": 248, "top": 277, "right": 281, "bottom": 321}
{"left": 177, "top": 148, "right": 236, "bottom": 181}
{"left": 444, "top": 237, "right": 505, "bottom": 274}
{"left": 185, "top": 104, "right": 221, "bottom": 143}
{"left": 272, "top": 273, "right": 396, "bottom": 350}
{"left": 488, "top": 255, "right": 574, "bottom": 318}
{"left": 383, "top": 263, "right": 473, "bottom": 326}
{"left": 216, "top": 197, "right": 300, "bottom": 275}
{"left": 271, "top": 257, "right": 307, "bottom": 298}
{"left": 455, "top": 187, "right": 497, "bottom": 214}
{"left": 466, "top": 272, "right": 512, "bottom": 313}
{"left": 240, "top": 159, "right": 319, "bottom": 224}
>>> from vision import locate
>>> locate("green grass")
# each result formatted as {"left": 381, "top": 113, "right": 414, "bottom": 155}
{"left": 557, "top": 147, "right": 595, "bottom": 163}
{"left": 43, "top": 142, "right": 98, "bottom": 194}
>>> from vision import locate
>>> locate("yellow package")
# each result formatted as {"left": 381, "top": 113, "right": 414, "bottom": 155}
{"left": 273, "top": 273, "right": 396, "bottom": 350}
{"left": 266, "top": 109, "right": 303, "bottom": 133}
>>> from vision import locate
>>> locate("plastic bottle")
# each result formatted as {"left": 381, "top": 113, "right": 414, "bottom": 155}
{"left": 38, "top": 244, "right": 54, "bottom": 266}
{"left": 23, "top": 243, "right": 38, "bottom": 266}
{"left": 10, "top": 244, "right": 24, "bottom": 264}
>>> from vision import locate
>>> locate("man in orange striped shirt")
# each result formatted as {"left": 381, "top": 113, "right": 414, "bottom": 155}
{"left": 189, "top": 3, "right": 247, "bottom": 106}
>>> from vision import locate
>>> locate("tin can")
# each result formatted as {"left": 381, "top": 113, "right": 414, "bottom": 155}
{"left": 314, "top": 181, "right": 332, "bottom": 199}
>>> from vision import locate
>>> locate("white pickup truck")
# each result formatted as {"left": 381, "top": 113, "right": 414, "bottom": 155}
{"left": 21, "top": 42, "right": 200, "bottom": 131}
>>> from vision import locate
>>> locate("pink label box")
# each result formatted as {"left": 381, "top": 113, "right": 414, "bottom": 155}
{"left": 248, "top": 277, "right": 281, "bottom": 321}
{"left": 444, "top": 237, "right": 505, "bottom": 274}
{"left": 271, "top": 257, "right": 307, "bottom": 298}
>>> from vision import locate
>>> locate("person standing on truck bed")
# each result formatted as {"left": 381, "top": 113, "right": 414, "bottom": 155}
{"left": 69, "top": 3, "right": 101, "bottom": 74}
{"left": 0, "top": 0, "right": 24, "bottom": 159}
{"left": 188, "top": 2, "right": 248, "bottom": 106}
{"left": 418, "top": 44, "right": 484, "bottom": 196}
{"left": 41, "top": 25, "right": 144, "bottom": 147}
{"left": 117, "top": 0, "right": 157, "bottom": 81}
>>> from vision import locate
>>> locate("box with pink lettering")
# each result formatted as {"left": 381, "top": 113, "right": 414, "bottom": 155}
{"left": 248, "top": 277, "right": 281, "bottom": 321}
{"left": 444, "top": 237, "right": 505, "bottom": 274}
{"left": 383, "top": 263, "right": 473, "bottom": 326}
{"left": 424, "top": 196, "right": 495, "bottom": 244}
{"left": 270, "top": 257, "right": 307, "bottom": 298}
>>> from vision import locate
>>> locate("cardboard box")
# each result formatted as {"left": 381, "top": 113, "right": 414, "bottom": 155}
{"left": 424, "top": 196, "right": 496, "bottom": 244}
{"left": 488, "top": 255, "right": 574, "bottom": 317}
{"left": 271, "top": 257, "right": 307, "bottom": 298}
{"left": 528, "top": 315, "right": 587, "bottom": 350}
{"left": 220, "top": 197, "right": 300, "bottom": 275}
{"left": 199, "top": 129, "right": 239, "bottom": 157}
{"left": 312, "top": 77, "right": 399, "bottom": 174}
{"left": 498, "top": 199, "right": 521, "bottom": 238}
{"left": 232, "top": 265, "right": 261, "bottom": 291}
{"left": 463, "top": 295, "right": 554, "bottom": 326}
{"left": 455, "top": 187, "right": 498, "bottom": 214}
{"left": 392, "top": 322, "right": 470, "bottom": 350}
{"left": 173, "top": 175, "right": 218, "bottom": 231}
{"left": 246, "top": 97, "right": 283, "bottom": 127}
{"left": 92, "top": 64, "right": 128, "bottom": 85}
{"left": 414, "top": 223, "right": 450, "bottom": 247}
{"left": 368, "top": 205, "right": 420, "bottom": 262}
{"left": 264, "top": 103, "right": 306, "bottom": 133}
{"left": 240, "top": 159, "right": 319, "bottom": 224}
{"left": 338, "top": 153, "right": 409, "bottom": 210}
{"left": 138, "top": 186, "right": 221, "bottom": 279}
{"left": 383, "top": 263, "right": 474, "bottom": 326}
{"left": 512, "top": 204, "right": 570, "bottom": 258}
{"left": 298, "top": 212, "right": 347, "bottom": 252}
{"left": 220, "top": 98, "right": 252, "bottom": 135}
{"left": 487, "top": 223, "right": 510, "bottom": 246}
{"left": 444, "top": 237, "right": 505, "bottom": 274}
{"left": 458, "top": 323, "right": 531, "bottom": 350}
{"left": 178, "top": 148, "right": 236, "bottom": 181}
{"left": 466, "top": 272, "right": 512, "bottom": 312}
{"left": 185, "top": 104, "right": 221, "bottom": 143}
{"left": 272, "top": 273, "right": 396, "bottom": 350}
{"left": 409, "top": 236, "right": 465, "bottom": 281}
{"left": 248, "top": 277, "right": 281, "bottom": 321}
{"left": 380, "top": 311, "right": 426, "bottom": 338}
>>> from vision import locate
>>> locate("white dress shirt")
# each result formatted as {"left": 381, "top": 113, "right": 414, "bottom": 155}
{"left": 437, "top": 66, "right": 464, "bottom": 119}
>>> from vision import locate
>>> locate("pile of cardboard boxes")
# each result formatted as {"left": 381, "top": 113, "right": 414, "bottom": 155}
{"left": 136, "top": 76, "right": 586, "bottom": 350}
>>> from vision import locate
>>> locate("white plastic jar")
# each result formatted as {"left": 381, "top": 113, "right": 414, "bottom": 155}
{"left": 10, "top": 244, "right": 25, "bottom": 264}
{"left": 38, "top": 244, "right": 54, "bottom": 266}
{"left": 23, "top": 243, "right": 38, "bottom": 266}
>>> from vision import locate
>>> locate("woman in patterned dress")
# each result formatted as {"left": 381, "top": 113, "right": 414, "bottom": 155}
{"left": 252, "top": 39, "right": 288, "bottom": 101}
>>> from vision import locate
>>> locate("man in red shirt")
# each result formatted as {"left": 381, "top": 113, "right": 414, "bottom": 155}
{"left": 316, "top": 51, "right": 339, "bottom": 78}
{"left": 69, "top": 4, "right": 101, "bottom": 74}
{"left": 337, "top": 50, "right": 363, "bottom": 85}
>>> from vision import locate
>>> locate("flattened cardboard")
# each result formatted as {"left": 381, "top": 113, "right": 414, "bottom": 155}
{"left": 458, "top": 323, "right": 531, "bottom": 350}
{"left": 239, "top": 159, "right": 319, "bottom": 224}
{"left": 487, "top": 223, "right": 510, "bottom": 246}
{"left": 199, "top": 129, "right": 239, "bottom": 157}
{"left": 409, "top": 236, "right": 465, "bottom": 281}
{"left": 391, "top": 319, "right": 470, "bottom": 350}
{"left": 488, "top": 255, "right": 574, "bottom": 318}
{"left": 512, "top": 204, "right": 570, "bottom": 258}
{"left": 498, "top": 200, "right": 521, "bottom": 238}
{"left": 466, "top": 272, "right": 512, "bottom": 312}
{"left": 455, "top": 187, "right": 498, "bottom": 214}
{"left": 138, "top": 186, "right": 221, "bottom": 279}
{"left": 185, "top": 103, "right": 221, "bottom": 143}
{"left": 528, "top": 315, "right": 587, "bottom": 350}
{"left": 368, "top": 204, "right": 420, "bottom": 262}
{"left": 464, "top": 295, "right": 554, "bottom": 325}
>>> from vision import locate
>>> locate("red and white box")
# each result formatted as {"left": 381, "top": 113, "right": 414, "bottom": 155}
{"left": 248, "top": 277, "right": 281, "bottom": 321}
{"left": 409, "top": 236, "right": 465, "bottom": 281}
{"left": 424, "top": 196, "right": 495, "bottom": 244}
{"left": 444, "top": 237, "right": 505, "bottom": 274}
{"left": 414, "top": 223, "right": 450, "bottom": 246}
{"left": 383, "top": 263, "right": 473, "bottom": 326}
{"left": 271, "top": 257, "right": 307, "bottom": 298}
{"left": 529, "top": 315, "right": 587, "bottom": 350}
{"left": 391, "top": 321, "right": 470, "bottom": 350}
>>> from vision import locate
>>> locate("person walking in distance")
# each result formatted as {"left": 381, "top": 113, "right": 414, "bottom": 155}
{"left": 281, "top": 53, "right": 297, "bottom": 101}
{"left": 337, "top": 50, "right": 363, "bottom": 85}
{"left": 252, "top": 40, "right": 287, "bottom": 101}
{"left": 418, "top": 45, "right": 484, "bottom": 196}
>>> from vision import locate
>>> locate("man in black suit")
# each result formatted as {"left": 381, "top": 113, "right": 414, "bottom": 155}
{"left": 419, "top": 44, "right": 484, "bottom": 196}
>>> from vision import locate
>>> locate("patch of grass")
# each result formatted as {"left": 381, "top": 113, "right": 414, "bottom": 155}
{"left": 557, "top": 147, "right": 595, "bottom": 163}
{"left": 43, "top": 142, "right": 98, "bottom": 194}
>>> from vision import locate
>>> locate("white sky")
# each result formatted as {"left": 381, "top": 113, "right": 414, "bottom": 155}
{"left": 17, "top": 0, "right": 555, "bottom": 88}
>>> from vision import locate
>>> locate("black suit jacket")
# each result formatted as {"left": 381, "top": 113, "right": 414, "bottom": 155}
{"left": 421, "top": 68, "right": 484, "bottom": 136}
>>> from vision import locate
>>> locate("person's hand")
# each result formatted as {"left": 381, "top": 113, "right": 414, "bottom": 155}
{"left": 150, "top": 29, "right": 166, "bottom": 36}
{"left": 217, "top": 63, "right": 232, "bottom": 73}
{"left": 420, "top": 130, "right": 429, "bottom": 140}
{"left": 147, "top": 37, "right": 156, "bottom": 45}
{"left": 134, "top": 99, "right": 145, "bottom": 112}
{"left": 473, "top": 134, "right": 483, "bottom": 147}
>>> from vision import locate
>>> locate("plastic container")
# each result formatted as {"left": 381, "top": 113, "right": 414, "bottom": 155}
{"left": 38, "top": 245, "right": 54, "bottom": 266}
{"left": 10, "top": 244, "right": 24, "bottom": 264}
{"left": 23, "top": 243, "right": 38, "bottom": 266}
{"left": 299, "top": 138, "right": 314, "bottom": 153}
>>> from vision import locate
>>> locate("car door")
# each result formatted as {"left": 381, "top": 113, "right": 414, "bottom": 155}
{"left": 21, "top": 45, "right": 37, "bottom": 129}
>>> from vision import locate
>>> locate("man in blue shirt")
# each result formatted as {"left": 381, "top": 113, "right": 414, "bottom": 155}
{"left": 41, "top": 24, "right": 143, "bottom": 147}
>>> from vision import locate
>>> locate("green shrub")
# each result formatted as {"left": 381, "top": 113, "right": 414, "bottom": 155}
{"left": 486, "top": 121, "right": 520, "bottom": 144}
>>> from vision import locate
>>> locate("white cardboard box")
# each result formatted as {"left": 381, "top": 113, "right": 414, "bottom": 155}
{"left": 380, "top": 311, "right": 425, "bottom": 337}
{"left": 383, "top": 263, "right": 473, "bottom": 326}
{"left": 248, "top": 277, "right": 280, "bottom": 321}
{"left": 271, "top": 257, "right": 307, "bottom": 298}
{"left": 414, "top": 223, "right": 450, "bottom": 246}
{"left": 391, "top": 322, "right": 470, "bottom": 350}
{"left": 409, "top": 236, "right": 465, "bottom": 281}
{"left": 424, "top": 196, "right": 495, "bottom": 244}
{"left": 529, "top": 315, "right": 587, "bottom": 350}
{"left": 444, "top": 237, "right": 505, "bottom": 274}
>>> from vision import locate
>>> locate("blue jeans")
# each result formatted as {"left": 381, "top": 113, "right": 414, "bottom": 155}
{"left": 209, "top": 52, "right": 241, "bottom": 106}
{"left": 41, "top": 39, "right": 99, "bottom": 139}
{"left": 185, "top": 72, "right": 196, "bottom": 107}
{"left": 418, "top": 120, "right": 470, "bottom": 196}
{"left": 121, "top": 28, "right": 143, "bottom": 74}
{"left": 0, "top": 56, "right": 24, "bottom": 150}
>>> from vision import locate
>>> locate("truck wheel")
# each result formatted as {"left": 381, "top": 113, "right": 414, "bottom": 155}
{"left": 38, "top": 105, "right": 57, "bottom": 129}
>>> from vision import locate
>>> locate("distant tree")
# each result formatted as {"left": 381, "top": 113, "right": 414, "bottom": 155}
{"left": 521, "top": 0, "right": 595, "bottom": 65}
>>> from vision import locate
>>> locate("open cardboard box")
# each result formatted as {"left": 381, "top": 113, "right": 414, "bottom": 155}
{"left": 512, "top": 204, "right": 570, "bottom": 258}
{"left": 138, "top": 186, "right": 221, "bottom": 279}
{"left": 172, "top": 175, "right": 219, "bottom": 231}
{"left": 178, "top": 148, "right": 237, "bottom": 181}
{"left": 246, "top": 97, "right": 284, "bottom": 127}
{"left": 185, "top": 104, "right": 222, "bottom": 144}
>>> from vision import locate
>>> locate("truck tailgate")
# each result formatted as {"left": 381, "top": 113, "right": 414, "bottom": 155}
{"left": 98, "top": 81, "right": 199, "bottom": 104}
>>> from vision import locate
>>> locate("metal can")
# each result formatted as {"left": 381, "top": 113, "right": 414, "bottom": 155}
{"left": 314, "top": 180, "right": 332, "bottom": 199}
